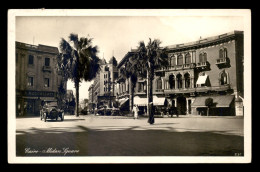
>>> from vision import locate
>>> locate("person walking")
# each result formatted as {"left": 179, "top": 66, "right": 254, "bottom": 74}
{"left": 133, "top": 105, "right": 139, "bottom": 119}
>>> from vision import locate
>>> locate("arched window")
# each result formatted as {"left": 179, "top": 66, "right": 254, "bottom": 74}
{"left": 203, "top": 53, "right": 207, "bottom": 62}
{"left": 184, "top": 73, "right": 190, "bottom": 88}
{"left": 177, "top": 55, "right": 183, "bottom": 65}
{"left": 157, "top": 77, "right": 162, "bottom": 90}
{"left": 219, "top": 49, "right": 224, "bottom": 59}
{"left": 199, "top": 53, "right": 203, "bottom": 62}
{"left": 168, "top": 57, "right": 171, "bottom": 66}
{"left": 171, "top": 56, "right": 176, "bottom": 66}
{"left": 169, "top": 74, "right": 175, "bottom": 89}
{"left": 176, "top": 74, "right": 182, "bottom": 89}
{"left": 185, "top": 53, "right": 191, "bottom": 64}
{"left": 220, "top": 70, "right": 228, "bottom": 85}
{"left": 224, "top": 48, "right": 228, "bottom": 58}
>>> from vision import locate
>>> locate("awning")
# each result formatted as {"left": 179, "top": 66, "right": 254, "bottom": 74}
{"left": 134, "top": 96, "right": 147, "bottom": 106}
{"left": 191, "top": 95, "right": 234, "bottom": 108}
{"left": 134, "top": 96, "right": 166, "bottom": 106}
{"left": 153, "top": 96, "right": 166, "bottom": 106}
{"left": 196, "top": 75, "right": 208, "bottom": 85}
{"left": 119, "top": 98, "right": 129, "bottom": 106}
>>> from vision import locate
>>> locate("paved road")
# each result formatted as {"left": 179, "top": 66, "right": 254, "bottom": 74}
{"left": 16, "top": 114, "right": 244, "bottom": 156}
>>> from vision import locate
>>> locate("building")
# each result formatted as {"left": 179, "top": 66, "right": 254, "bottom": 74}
{"left": 89, "top": 57, "right": 119, "bottom": 108}
{"left": 16, "top": 41, "right": 67, "bottom": 116}
{"left": 116, "top": 31, "right": 244, "bottom": 116}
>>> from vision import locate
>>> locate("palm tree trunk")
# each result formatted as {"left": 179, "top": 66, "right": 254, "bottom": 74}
{"left": 147, "top": 69, "right": 154, "bottom": 124}
{"left": 75, "top": 80, "right": 79, "bottom": 117}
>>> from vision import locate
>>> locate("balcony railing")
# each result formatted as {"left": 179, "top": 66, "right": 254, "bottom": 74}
{"left": 196, "top": 62, "right": 208, "bottom": 68}
{"left": 42, "top": 66, "right": 52, "bottom": 72}
{"left": 162, "top": 85, "right": 230, "bottom": 94}
{"left": 183, "top": 63, "right": 196, "bottom": 69}
{"left": 216, "top": 57, "right": 227, "bottom": 64}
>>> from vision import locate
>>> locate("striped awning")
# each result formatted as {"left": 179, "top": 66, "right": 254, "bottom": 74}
{"left": 119, "top": 98, "right": 129, "bottom": 106}
{"left": 191, "top": 95, "right": 234, "bottom": 108}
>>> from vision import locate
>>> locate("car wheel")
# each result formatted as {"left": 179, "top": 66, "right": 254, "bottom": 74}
{"left": 44, "top": 113, "right": 47, "bottom": 122}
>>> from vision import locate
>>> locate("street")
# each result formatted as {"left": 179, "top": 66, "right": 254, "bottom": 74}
{"left": 16, "top": 114, "right": 244, "bottom": 156}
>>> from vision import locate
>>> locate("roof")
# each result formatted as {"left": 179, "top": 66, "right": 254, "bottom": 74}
{"left": 165, "top": 30, "right": 243, "bottom": 51}
{"left": 191, "top": 95, "right": 234, "bottom": 108}
{"left": 16, "top": 41, "right": 59, "bottom": 54}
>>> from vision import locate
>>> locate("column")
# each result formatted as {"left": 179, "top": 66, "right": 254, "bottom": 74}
{"left": 175, "top": 78, "right": 178, "bottom": 89}
{"left": 175, "top": 55, "right": 177, "bottom": 66}
{"left": 191, "top": 51, "right": 193, "bottom": 63}
{"left": 174, "top": 98, "right": 177, "bottom": 107}
{"left": 182, "top": 53, "right": 185, "bottom": 65}
{"left": 186, "top": 99, "right": 189, "bottom": 115}
{"left": 162, "top": 79, "right": 165, "bottom": 89}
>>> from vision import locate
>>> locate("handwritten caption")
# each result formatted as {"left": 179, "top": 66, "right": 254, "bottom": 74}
{"left": 25, "top": 147, "right": 79, "bottom": 156}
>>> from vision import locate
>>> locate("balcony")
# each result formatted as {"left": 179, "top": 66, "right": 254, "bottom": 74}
{"left": 175, "top": 65, "right": 183, "bottom": 70}
{"left": 216, "top": 57, "right": 230, "bottom": 68}
{"left": 154, "top": 89, "right": 164, "bottom": 95}
{"left": 183, "top": 63, "right": 196, "bottom": 69}
{"left": 164, "top": 88, "right": 196, "bottom": 94}
{"left": 216, "top": 57, "right": 227, "bottom": 64}
{"left": 196, "top": 61, "right": 210, "bottom": 70}
{"left": 42, "top": 66, "right": 52, "bottom": 72}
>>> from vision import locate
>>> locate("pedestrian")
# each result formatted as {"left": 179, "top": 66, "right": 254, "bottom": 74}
{"left": 133, "top": 105, "right": 139, "bottom": 119}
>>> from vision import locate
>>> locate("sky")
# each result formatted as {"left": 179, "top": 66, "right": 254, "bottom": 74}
{"left": 15, "top": 13, "right": 245, "bottom": 100}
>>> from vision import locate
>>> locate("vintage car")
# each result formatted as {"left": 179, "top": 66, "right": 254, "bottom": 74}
{"left": 40, "top": 101, "right": 64, "bottom": 122}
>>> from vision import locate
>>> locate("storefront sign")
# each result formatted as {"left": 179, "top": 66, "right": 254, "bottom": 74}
{"left": 24, "top": 90, "right": 55, "bottom": 97}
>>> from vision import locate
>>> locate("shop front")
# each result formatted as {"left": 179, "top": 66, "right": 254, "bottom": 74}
{"left": 16, "top": 90, "right": 57, "bottom": 116}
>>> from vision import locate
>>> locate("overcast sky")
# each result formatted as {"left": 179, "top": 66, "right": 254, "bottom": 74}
{"left": 16, "top": 13, "right": 244, "bottom": 100}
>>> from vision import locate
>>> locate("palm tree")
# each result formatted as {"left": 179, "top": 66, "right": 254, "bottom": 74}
{"left": 57, "top": 33, "right": 101, "bottom": 117}
{"left": 135, "top": 38, "right": 168, "bottom": 124}
{"left": 119, "top": 57, "right": 139, "bottom": 112}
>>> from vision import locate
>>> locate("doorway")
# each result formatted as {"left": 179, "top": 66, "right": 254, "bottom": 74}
{"left": 177, "top": 96, "right": 186, "bottom": 115}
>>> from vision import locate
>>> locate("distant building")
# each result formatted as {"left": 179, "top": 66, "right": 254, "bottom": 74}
{"left": 16, "top": 41, "right": 67, "bottom": 116}
{"left": 89, "top": 57, "right": 118, "bottom": 108}
{"left": 116, "top": 31, "right": 244, "bottom": 116}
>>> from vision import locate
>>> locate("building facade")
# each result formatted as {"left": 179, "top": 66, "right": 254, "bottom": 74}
{"left": 88, "top": 58, "right": 118, "bottom": 108}
{"left": 116, "top": 31, "right": 244, "bottom": 116}
{"left": 16, "top": 41, "right": 66, "bottom": 116}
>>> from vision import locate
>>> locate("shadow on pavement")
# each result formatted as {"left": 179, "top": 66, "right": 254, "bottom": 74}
{"left": 16, "top": 124, "right": 244, "bottom": 157}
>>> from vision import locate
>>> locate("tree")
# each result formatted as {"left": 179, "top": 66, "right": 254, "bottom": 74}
{"left": 119, "top": 57, "right": 138, "bottom": 112}
{"left": 135, "top": 38, "right": 168, "bottom": 124}
{"left": 57, "top": 33, "right": 101, "bottom": 116}
{"left": 205, "top": 97, "right": 213, "bottom": 116}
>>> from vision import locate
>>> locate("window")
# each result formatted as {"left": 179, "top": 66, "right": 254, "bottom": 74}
{"left": 199, "top": 53, "right": 203, "bottom": 62}
{"left": 44, "top": 78, "right": 50, "bottom": 87}
{"left": 220, "top": 70, "right": 228, "bottom": 85}
{"left": 169, "top": 74, "right": 175, "bottom": 89}
{"left": 45, "top": 58, "right": 50, "bottom": 66}
{"left": 104, "top": 87, "right": 106, "bottom": 92}
{"left": 28, "top": 55, "right": 34, "bottom": 65}
{"left": 27, "top": 77, "right": 33, "bottom": 86}
{"left": 199, "top": 53, "right": 207, "bottom": 62}
{"left": 171, "top": 56, "right": 176, "bottom": 66}
{"left": 184, "top": 73, "right": 191, "bottom": 88}
{"left": 177, "top": 55, "right": 183, "bottom": 65}
{"left": 177, "top": 74, "right": 182, "bottom": 89}
{"left": 185, "top": 53, "right": 191, "bottom": 64}
{"left": 157, "top": 78, "right": 162, "bottom": 90}
{"left": 203, "top": 53, "right": 207, "bottom": 62}
{"left": 224, "top": 48, "right": 228, "bottom": 58}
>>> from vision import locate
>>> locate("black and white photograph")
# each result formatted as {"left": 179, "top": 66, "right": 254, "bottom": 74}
{"left": 8, "top": 9, "right": 251, "bottom": 163}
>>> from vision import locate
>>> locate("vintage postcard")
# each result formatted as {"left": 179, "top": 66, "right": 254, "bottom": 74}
{"left": 8, "top": 9, "right": 251, "bottom": 163}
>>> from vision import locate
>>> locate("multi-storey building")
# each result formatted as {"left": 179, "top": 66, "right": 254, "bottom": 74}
{"left": 116, "top": 31, "right": 244, "bottom": 116}
{"left": 16, "top": 41, "right": 67, "bottom": 116}
{"left": 89, "top": 57, "right": 118, "bottom": 108}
